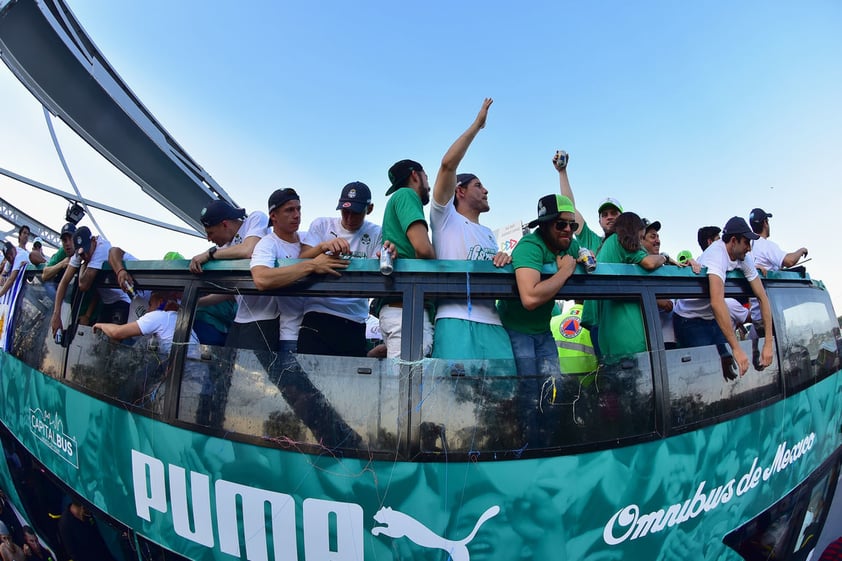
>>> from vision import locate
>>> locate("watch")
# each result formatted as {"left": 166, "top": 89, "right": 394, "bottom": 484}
{"left": 208, "top": 246, "right": 218, "bottom": 260}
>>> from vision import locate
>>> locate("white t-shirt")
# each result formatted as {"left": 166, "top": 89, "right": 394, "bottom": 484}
{"left": 750, "top": 237, "right": 786, "bottom": 272}
{"left": 221, "top": 212, "right": 276, "bottom": 324}
{"left": 68, "top": 237, "right": 130, "bottom": 305}
{"left": 300, "top": 217, "right": 381, "bottom": 323}
{"left": 7, "top": 250, "right": 30, "bottom": 273}
{"left": 250, "top": 231, "right": 305, "bottom": 341}
{"left": 136, "top": 309, "right": 201, "bottom": 358}
{"left": 674, "top": 240, "right": 759, "bottom": 320}
{"left": 430, "top": 197, "right": 502, "bottom": 324}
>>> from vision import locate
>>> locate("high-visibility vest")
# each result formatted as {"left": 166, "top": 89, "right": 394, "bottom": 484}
{"left": 550, "top": 304, "right": 598, "bottom": 373}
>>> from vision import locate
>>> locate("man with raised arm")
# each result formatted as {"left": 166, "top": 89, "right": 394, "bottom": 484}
{"left": 673, "top": 217, "right": 774, "bottom": 378}
{"left": 552, "top": 150, "right": 623, "bottom": 252}
{"left": 429, "top": 98, "right": 513, "bottom": 364}
{"left": 379, "top": 156, "right": 436, "bottom": 358}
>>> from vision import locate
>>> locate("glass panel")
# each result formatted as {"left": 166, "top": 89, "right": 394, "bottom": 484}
{"left": 668, "top": 337, "right": 779, "bottom": 428}
{"left": 772, "top": 287, "right": 841, "bottom": 393}
{"left": 417, "top": 351, "right": 656, "bottom": 454}
{"left": 178, "top": 345, "right": 403, "bottom": 453}
{"left": 792, "top": 472, "right": 832, "bottom": 556}
{"left": 724, "top": 460, "right": 839, "bottom": 561}
{"left": 10, "top": 277, "right": 66, "bottom": 379}
{"left": 65, "top": 324, "right": 171, "bottom": 412}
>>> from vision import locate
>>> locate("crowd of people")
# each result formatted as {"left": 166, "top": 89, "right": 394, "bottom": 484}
{"left": 3, "top": 99, "right": 811, "bottom": 409}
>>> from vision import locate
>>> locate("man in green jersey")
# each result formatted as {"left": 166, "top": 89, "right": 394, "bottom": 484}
{"left": 498, "top": 194, "right": 579, "bottom": 445}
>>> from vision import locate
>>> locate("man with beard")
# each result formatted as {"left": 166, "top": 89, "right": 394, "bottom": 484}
{"left": 498, "top": 194, "right": 579, "bottom": 444}
{"left": 379, "top": 158, "right": 436, "bottom": 358}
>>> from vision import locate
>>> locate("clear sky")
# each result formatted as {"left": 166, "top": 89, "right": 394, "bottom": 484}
{"left": 1, "top": 0, "right": 840, "bottom": 312}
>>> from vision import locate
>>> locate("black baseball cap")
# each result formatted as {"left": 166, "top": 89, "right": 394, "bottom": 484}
{"left": 73, "top": 226, "right": 93, "bottom": 254}
{"left": 60, "top": 223, "right": 77, "bottom": 238}
{"left": 200, "top": 200, "right": 246, "bottom": 227}
{"left": 267, "top": 188, "right": 300, "bottom": 213}
{"left": 386, "top": 159, "right": 423, "bottom": 196}
{"left": 722, "top": 217, "right": 760, "bottom": 241}
{"left": 336, "top": 182, "right": 372, "bottom": 213}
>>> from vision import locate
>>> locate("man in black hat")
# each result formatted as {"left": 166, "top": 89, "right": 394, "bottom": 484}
{"left": 497, "top": 193, "right": 580, "bottom": 445}
{"left": 189, "top": 199, "right": 268, "bottom": 274}
{"left": 379, "top": 157, "right": 436, "bottom": 358}
{"left": 673, "top": 217, "right": 774, "bottom": 378}
{"left": 748, "top": 207, "right": 808, "bottom": 273}
{"left": 41, "top": 223, "right": 76, "bottom": 282}
{"left": 295, "top": 181, "right": 383, "bottom": 356}
{"left": 50, "top": 226, "right": 132, "bottom": 336}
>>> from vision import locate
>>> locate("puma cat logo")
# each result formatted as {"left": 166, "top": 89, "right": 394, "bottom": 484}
{"left": 371, "top": 505, "right": 500, "bottom": 561}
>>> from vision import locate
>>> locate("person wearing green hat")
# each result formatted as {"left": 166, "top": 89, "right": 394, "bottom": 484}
{"left": 498, "top": 193, "right": 580, "bottom": 443}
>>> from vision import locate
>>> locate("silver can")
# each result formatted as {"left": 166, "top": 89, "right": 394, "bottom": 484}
{"left": 578, "top": 247, "right": 597, "bottom": 273}
{"left": 379, "top": 247, "right": 394, "bottom": 275}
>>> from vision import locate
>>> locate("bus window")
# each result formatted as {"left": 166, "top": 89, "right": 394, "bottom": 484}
{"left": 724, "top": 457, "right": 839, "bottom": 561}
{"left": 665, "top": 293, "right": 780, "bottom": 430}
{"left": 63, "top": 283, "right": 191, "bottom": 413}
{"left": 8, "top": 276, "right": 65, "bottom": 379}
{"left": 769, "top": 287, "right": 841, "bottom": 394}
{"left": 418, "top": 296, "right": 656, "bottom": 454}
{"left": 180, "top": 291, "right": 401, "bottom": 456}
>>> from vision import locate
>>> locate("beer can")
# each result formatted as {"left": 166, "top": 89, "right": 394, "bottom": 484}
{"left": 578, "top": 247, "right": 596, "bottom": 273}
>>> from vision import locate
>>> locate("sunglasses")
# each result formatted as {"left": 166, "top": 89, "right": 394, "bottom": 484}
{"left": 554, "top": 220, "right": 579, "bottom": 232}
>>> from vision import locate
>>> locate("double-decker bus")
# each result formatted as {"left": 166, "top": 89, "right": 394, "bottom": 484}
{"left": 0, "top": 258, "right": 839, "bottom": 560}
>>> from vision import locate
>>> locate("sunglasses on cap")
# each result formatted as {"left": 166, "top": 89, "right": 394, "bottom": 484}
{"left": 554, "top": 219, "right": 579, "bottom": 232}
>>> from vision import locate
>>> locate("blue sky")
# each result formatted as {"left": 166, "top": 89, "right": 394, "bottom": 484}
{"left": 1, "top": 0, "right": 841, "bottom": 311}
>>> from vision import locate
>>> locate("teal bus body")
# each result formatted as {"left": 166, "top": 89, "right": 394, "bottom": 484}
{"left": 0, "top": 259, "right": 840, "bottom": 560}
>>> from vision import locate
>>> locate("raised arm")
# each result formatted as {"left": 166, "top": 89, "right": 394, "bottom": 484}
{"left": 432, "top": 98, "right": 493, "bottom": 206}
{"left": 553, "top": 151, "right": 585, "bottom": 234}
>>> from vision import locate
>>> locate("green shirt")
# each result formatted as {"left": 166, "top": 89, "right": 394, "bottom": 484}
{"left": 588, "top": 234, "right": 649, "bottom": 358}
{"left": 576, "top": 221, "right": 603, "bottom": 253}
{"left": 45, "top": 247, "right": 67, "bottom": 267}
{"left": 498, "top": 231, "right": 577, "bottom": 335}
{"left": 381, "top": 188, "right": 426, "bottom": 259}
